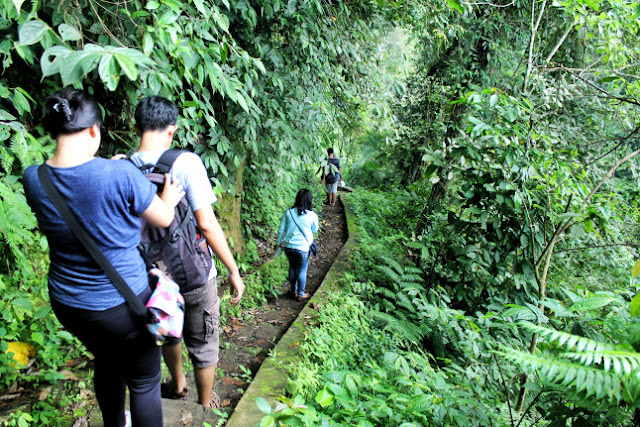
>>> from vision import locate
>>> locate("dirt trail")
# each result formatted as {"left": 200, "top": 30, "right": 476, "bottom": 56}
{"left": 203, "top": 199, "right": 347, "bottom": 413}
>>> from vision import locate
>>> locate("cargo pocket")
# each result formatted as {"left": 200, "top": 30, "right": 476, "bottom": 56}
{"left": 203, "top": 309, "right": 218, "bottom": 340}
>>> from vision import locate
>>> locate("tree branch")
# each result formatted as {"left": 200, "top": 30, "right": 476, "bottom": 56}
{"left": 546, "top": 20, "right": 576, "bottom": 63}
{"left": 524, "top": 0, "right": 547, "bottom": 90}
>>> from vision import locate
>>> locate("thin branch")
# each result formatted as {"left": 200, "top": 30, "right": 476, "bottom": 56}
{"left": 524, "top": 0, "right": 547, "bottom": 90}
{"left": 546, "top": 20, "right": 576, "bottom": 63}
{"left": 516, "top": 390, "right": 544, "bottom": 427}
{"left": 581, "top": 148, "right": 640, "bottom": 208}
{"left": 88, "top": 0, "right": 125, "bottom": 47}
{"left": 493, "top": 354, "right": 515, "bottom": 426}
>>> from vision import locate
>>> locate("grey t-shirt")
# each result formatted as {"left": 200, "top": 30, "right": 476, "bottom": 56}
{"left": 130, "top": 149, "right": 218, "bottom": 278}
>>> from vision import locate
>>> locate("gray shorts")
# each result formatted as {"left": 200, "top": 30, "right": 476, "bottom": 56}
{"left": 165, "top": 278, "right": 220, "bottom": 368}
{"left": 325, "top": 181, "right": 338, "bottom": 194}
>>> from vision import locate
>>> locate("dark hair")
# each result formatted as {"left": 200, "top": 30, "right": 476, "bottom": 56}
{"left": 43, "top": 87, "right": 102, "bottom": 139}
{"left": 327, "top": 147, "right": 334, "bottom": 155}
{"left": 135, "top": 96, "right": 178, "bottom": 133}
{"left": 293, "top": 188, "right": 313, "bottom": 215}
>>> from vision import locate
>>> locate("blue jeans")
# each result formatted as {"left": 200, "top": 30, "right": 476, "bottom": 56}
{"left": 284, "top": 248, "right": 310, "bottom": 297}
{"left": 51, "top": 288, "right": 162, "bottom": 427}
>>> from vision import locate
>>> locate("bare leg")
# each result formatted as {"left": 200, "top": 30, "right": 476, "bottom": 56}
{"left": 331, "top": 192, "right": 337, "bottom": 206}
{"left": 194, "top": 365, "right": 217, "bottom": 407}
{"left": 162, "top": 342, "right": 188, "bottom": 393}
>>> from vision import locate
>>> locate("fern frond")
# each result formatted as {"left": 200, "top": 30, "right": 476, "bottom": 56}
{"left": 400, "top": 272, "right": 424, "bottom": 284}
{"left": 519, "top": 322, "right": 614, "bottom": 353}
{"left": 378, "top": 255, "right": 403, "bottom": 275}
{"left": 377, "top": 265, "right": 401, "bottom": 284}
{"left": 371, "top": 310, "right": 426, "bottom": 342}
{"left": 496, "top": 349, "right": 625, "bottom": 404}
{"left": 563, "top": 351, "right": 640, "bottom": 375}
{"left": 376, "top": 287, "right": 396, "bottom": 300}
{"left": 396, "top": 292, "right": 417, "bottom": 313}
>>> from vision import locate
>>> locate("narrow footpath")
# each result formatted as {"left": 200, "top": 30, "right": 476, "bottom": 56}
{"left": 158, "top": 199, "right": 348, "bottom": 426}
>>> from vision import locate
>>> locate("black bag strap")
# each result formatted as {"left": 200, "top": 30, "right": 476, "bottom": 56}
{"left": 288, "top": 209, "right": 311, "bottom": 244}
{"left": 37, "top": 165, "right": 150, "bottom": 319}
{"left": 128, "top": 149, "right": 184, "bottom": 174}
{"left": 154, "top": 149, "right": 184, "bottom": 174}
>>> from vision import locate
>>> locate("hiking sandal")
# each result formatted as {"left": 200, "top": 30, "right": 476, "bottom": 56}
{"left": 207, "top": 391, "right": 221, "bottom": 409}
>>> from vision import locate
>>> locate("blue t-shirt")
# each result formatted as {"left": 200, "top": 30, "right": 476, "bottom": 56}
{"left": 276, "top": 208, "right": 319, "bottom": 252}
{"left": 325, "top": 157, "right": 341, "bottom": 184}
{"left": 23, "top": 159, "right": 156, "bottom": 310}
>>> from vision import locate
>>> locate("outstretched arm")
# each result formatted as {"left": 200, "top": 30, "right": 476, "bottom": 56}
{"left": 195, "top": 206, "right": 245, "bottom": 304}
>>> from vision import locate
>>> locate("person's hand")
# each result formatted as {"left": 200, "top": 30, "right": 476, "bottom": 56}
{"left": 322, "top": 179, "right": 326, "bottom": 185}
{"left": 229, "top": 271, "right": 245, "bottom": 304}
{"left": 160, "top": 174, "right": 184, "bottom": 208}
{"left": 111, "top": 153, "right": 127, "bottom": 160}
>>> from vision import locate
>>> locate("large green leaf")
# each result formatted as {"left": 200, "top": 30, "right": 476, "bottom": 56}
{"left": 446, "top": 0, "right": 465, "bottom": 13}
{"left": 315, "top": 387, "right": 335, "bottom": 408}
{"left": 98, "top": 54, "right": 120, "bottom": 91}
{"left": 114, "top": 52, "right": 137, "bottom": 81}
{"left": 569, "top": 296, "right": 616, "bottom": 312}
{"left": 18, "top": 20, "right": 50, "bottom": 46}
{"left": 255, "top": 397, "right": 272, "bottom": 414}
{"left": 58, "top": 24, "right": 82, "bottom": 41}
{"left": 40, "top": 45, "right": 72, "bottom": 78}
{"left": 631, "top": 293, "right": 640, "bottom": 317}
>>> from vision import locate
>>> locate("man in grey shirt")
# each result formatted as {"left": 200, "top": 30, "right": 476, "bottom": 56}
{"left": 128, "top": 96, "right": 244, "bottom": 409}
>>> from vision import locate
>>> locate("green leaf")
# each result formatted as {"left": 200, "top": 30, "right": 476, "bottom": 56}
{"left": 59, "top": 50, "right": 92, "bottom": 85}
{"left": 0, "top": 109, "right": 16, "bottom": 121}
{"left": 58, "top": 24, "right": 82, "bottom": 41}
{"left": 255, "top": 397, "right": 272, "bottom": 414}
{"left": 98, "top": 54, "right": 120, "bottom": 91}
{"left": 631, "top": 293, "right": 640, "bottom": 317}
{"left": 258, "top": 415, "right": 275, "bottom": 427}
{"left": 143, "top": 33, "right": 154, "bottom": 55}
{"left": 569, "top": 296, "right": 615, "bottom": 312}
{"left": 12, "top": 297, "right": 33, "bottom": 310}
{"left": 114, "top": 52, "right": 137, "bottom": 81}
{"left": 12, "top": 89, "right": 31, "bottom": 115}
{"left": 446, "top": 0, "right": 465, "bottom": 14}
{"left": 145, "top": 1, "right": 160, "bottom": 9}
{"left": 40, "top": 46, "right": 72, "bottom": 78}
{"left": 19, "top": 20, "right": 50, "bottom": 46}
{"left": 315, "top": 387, "right": 335, "bottom": 408}
{"left": 598, "top": 76, "right": 620, "bottom": 83}
{"left": 33, "top": 305, "right": 50, "bottom": 320}
{"left": 12, "top": 0, "right": 25, "bottom": 13}
{"left": 632, "top": 259, "right": 640, "bottom": 278}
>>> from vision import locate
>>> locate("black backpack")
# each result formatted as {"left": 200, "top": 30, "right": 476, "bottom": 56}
{"left": 134, "top": 149, "right": 213, "bottom": 292}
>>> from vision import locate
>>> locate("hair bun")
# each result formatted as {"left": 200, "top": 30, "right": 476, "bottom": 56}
{"left": 52, "top": 99, "right": 72, "bottom": 121}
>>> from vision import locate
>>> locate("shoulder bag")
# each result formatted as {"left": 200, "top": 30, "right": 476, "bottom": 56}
{"left": 288, "top": 208, "right": 318, "bottom": 258}
{"left": 38, "top": 165, "right": 184, "bottom": 346}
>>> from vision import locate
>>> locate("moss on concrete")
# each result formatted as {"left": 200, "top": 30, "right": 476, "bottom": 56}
{"left": 214, "top": 162, "right": 245, "bottom": 255}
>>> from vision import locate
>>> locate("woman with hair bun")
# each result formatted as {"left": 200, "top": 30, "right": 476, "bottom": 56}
{"left": 276, "top": 188, "right": 319, "bottom": 301}
{"left": 23, "top": 87, "right": 184, "bottom": 427}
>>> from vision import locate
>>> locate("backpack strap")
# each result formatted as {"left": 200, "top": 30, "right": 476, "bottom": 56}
{"left": 154, "top": 149, "right": 185, "bottom": 174}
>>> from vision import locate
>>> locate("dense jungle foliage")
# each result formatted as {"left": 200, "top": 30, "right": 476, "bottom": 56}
{"left": 1, "top": 0, "right": 640, "bottom": 425}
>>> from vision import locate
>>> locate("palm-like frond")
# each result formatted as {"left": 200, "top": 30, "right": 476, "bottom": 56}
{"left": 499, "top": 323, "right": 640, "bottom": 408}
